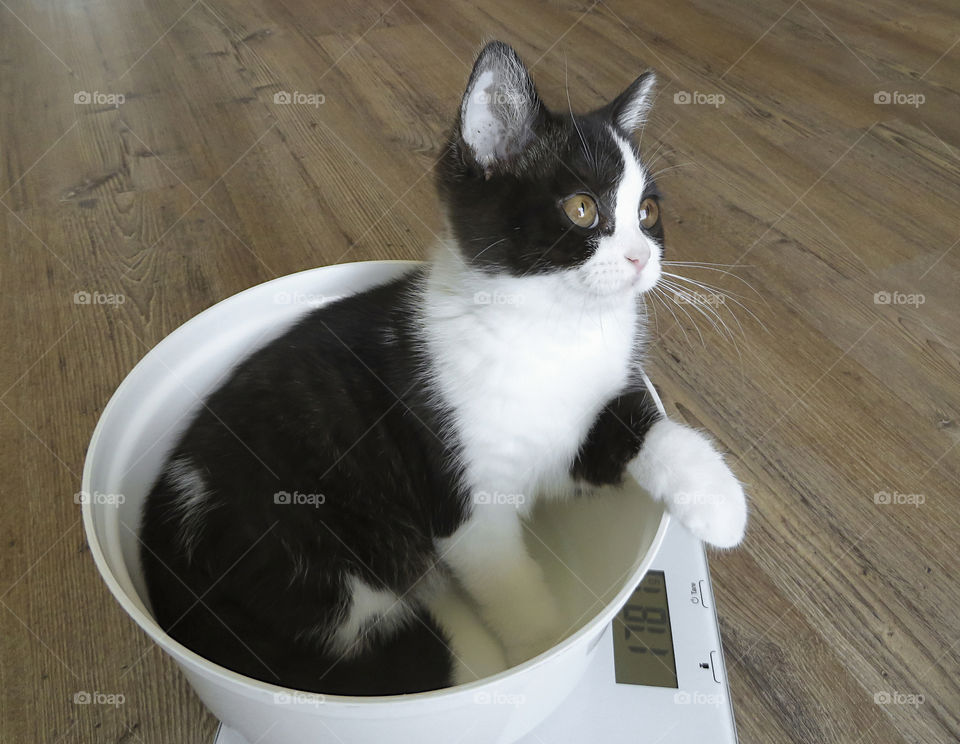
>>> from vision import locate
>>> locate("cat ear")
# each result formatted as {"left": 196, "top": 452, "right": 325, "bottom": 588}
{"left": 602, "top": 71, "right": 657, "bottom": 136}
{"left": 459, "top": 41, "right": 542, "bottom": 173}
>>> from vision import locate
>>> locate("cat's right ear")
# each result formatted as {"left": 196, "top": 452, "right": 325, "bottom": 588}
{"left": 458, "top": 41, "right": 542, "bottom": 177}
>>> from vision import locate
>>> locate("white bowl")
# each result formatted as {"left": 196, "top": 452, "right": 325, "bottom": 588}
{"left": 82, "top": 261, "right": 669, "bottom": 744}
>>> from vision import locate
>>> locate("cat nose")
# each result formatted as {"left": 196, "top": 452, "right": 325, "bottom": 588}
{"left": 625, "top": 246, "right": 649, "bottom": 271}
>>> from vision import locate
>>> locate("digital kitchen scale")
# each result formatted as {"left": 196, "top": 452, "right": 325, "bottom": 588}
{"left": 214, "top": 518, "right": 738, "bottom": 744}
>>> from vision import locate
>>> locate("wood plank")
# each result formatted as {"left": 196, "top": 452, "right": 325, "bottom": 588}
{"left": 1, "top": 0, "right": 958, "bottom": 741}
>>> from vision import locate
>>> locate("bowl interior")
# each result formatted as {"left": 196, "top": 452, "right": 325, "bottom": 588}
{"left": 82, "top": 261, "right": 665, "bottom": 692}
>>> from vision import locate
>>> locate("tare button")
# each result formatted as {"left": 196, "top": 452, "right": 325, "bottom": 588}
{"left": 689, "top": 580, "right": 709, "bottom": 608}
{"left": 698, "top": 580, "right": 710, "bottom": 609}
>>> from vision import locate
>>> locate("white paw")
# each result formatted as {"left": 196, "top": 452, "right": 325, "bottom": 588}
{"left": 629, "top": 419, "right": 748, "bottom": 548}
{"left": 667, "top": 457, "right": 746, "bottom": 548}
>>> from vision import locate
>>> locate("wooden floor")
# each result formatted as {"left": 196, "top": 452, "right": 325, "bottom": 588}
{"left": 2, "top": 0, "right": 958, "bottom": 741}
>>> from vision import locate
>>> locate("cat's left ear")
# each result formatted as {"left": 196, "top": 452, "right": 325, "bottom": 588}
{"left": 601, "top": 71, "right": 657, "bottom": 137}
{"left": 458, "top": 41, "right": 543, "bottom": 175}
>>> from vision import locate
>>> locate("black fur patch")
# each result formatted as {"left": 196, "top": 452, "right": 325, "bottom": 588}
{"left": 571, "top": 389, "right": 661, "bottom": 486}
{"left": 141, "top": 272, "right": 460, "bottom": 694}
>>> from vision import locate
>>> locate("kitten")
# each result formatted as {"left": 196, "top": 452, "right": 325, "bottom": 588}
{"left": 139, "top": 41, "right": 747, "bottom": 696}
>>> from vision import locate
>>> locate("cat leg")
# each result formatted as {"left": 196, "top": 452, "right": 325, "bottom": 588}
{"left": 628, "top": 419, "right": 747, "bottom": 547}
{"left": 574, "top": 389, "right": 748, "bottom": 548}
{"left": 422, "top": 582, "right": 509, "bottom": 684}
{"left": 436, "top": 506, "right": 564, "bottom": 667}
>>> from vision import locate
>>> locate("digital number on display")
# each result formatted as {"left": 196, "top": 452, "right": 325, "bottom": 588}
{"left": 612, "top": 570, "right": 678, "bottom": 688}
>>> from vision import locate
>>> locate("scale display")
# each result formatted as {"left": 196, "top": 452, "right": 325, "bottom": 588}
{"left": 612, "top": 570, "right": 678, "bottom": 688}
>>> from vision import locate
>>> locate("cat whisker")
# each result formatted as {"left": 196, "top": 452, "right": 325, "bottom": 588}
{"left": 473, "top": 237, "right": 509, "bottom": 260}
{"left": 662, "top": 260, "right": 753, "bottom": 267}
{"left": 658, "top": 278, "right": 741, "bottom": 345}
{"left": 655, "top": 279, "right": 745, "bottom": 365}
{"left": 658, "top": 280, "right": 724, "bottom": 338}
{"left": 565, "top": 59, "right": 594, "bottom": 172}
{"left": 642, "top": 292, "right": 660, "bottom": 336}
{"left": 662, "top": 272, "right": 760, "bottom": 332}
{"left": 642, "top": 143, "right": 675, "bottom": 176}
{"left": 662, "top": 261, "right": 765, "bottom": 300}
{"left": 647, "top": 162, "right": 696, "bottom": 180}
{"left": 649, "top": 286, "right": 683, "bottom": 338}
{"left": 669, "top": 288, "right": 707, "bottom": 346}
{"left": 649, "top": 285, "right": 693, "bottom": 346}
{"left": 660, "top": 272, "right": 768, "bottom": 334}
{"left": 661, "top": 271, "right": 751, "bottom": 302}
{"left": 660, "top": 271, "right": 761, "bottom": 314}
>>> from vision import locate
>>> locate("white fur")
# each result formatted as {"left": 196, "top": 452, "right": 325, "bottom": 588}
{"left": 422, "top": 247, "right": 647, "bottom": 663}
{"left": 423, "top": 585, "right": 509, "bottom": 684}
{"left": 420, "top": 126, "right": 745, "bottom": 666}
{"left": 436, "top": 508, "right": 564, "bottom": 666}
{"left": 423, "top": 247, "right": 641, "bottom": 503}
{"left": 327, "top": 574, "right": 414, "bottom": 657}
{"left": 462, "top": 70, "right": 510, "bottom": 167}
{"left": 460, "top": 54, "right": 537, "bottom": 167}
{"left": 614, "top": 73, "right": 657, "bottom": 134}
{"left": 591, "top": 130, "right": 662, "bottom": 294}
{"left": 165, "top": 457, "right": 213, "bottom": 560}
{"left": 628, "top": 419, "right": 748, "bottom": 548}
{"left": 420, "top": 132, "right": 677, "bottom": 665}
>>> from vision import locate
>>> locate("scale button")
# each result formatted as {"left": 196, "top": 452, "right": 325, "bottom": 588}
{"left": 710, "top": 650, "right": 722, "bottom": 684}
{"left": 698, "top": 580, "right": 710, "bottom": 609}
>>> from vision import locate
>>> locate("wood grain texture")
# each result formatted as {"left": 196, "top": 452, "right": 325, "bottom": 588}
{"left": 1, "top": 0, "right": 958, "bottom": 741}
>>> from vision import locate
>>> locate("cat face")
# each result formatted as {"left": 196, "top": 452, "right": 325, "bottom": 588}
{"left": 437, "top": 41, "right": 663, "bottom": 298}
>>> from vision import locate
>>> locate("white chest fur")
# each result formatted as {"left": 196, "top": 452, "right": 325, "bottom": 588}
{"left": 421, "top": 251, "right": 641, "bottom": 507}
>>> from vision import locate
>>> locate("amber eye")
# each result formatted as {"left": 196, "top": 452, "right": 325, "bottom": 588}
{"left": 639, "top": 197, "right": 660, "bottom": 229}
{"left": 561, "top": 193, "right": 599, "bottom": 229}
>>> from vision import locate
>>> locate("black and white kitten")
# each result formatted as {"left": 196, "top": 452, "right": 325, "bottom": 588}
{"left": 140, "top": 41, "right": 747, "bottom": 697}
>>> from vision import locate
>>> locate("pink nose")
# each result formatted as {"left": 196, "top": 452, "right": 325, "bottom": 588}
{"left": 625, "top": 250, "right": 649, "bottom": 272}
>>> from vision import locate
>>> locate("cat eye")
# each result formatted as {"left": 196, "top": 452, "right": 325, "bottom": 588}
{"left": 639, "top": 197, "right": 660, "bottom": 229}
{"left": 561, "top": 193, "right": 599, "bottom": 229}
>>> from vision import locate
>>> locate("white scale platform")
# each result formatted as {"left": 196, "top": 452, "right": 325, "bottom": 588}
{"left": 215, "top": 519, "right": 738, "bottom": 744}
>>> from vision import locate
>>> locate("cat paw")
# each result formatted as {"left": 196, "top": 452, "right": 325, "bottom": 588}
{"left": 629, "top": 419, "right": 748, "bottom": 548}
{"left": 667, "top": 460, "right": 747, "bottom": 548}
